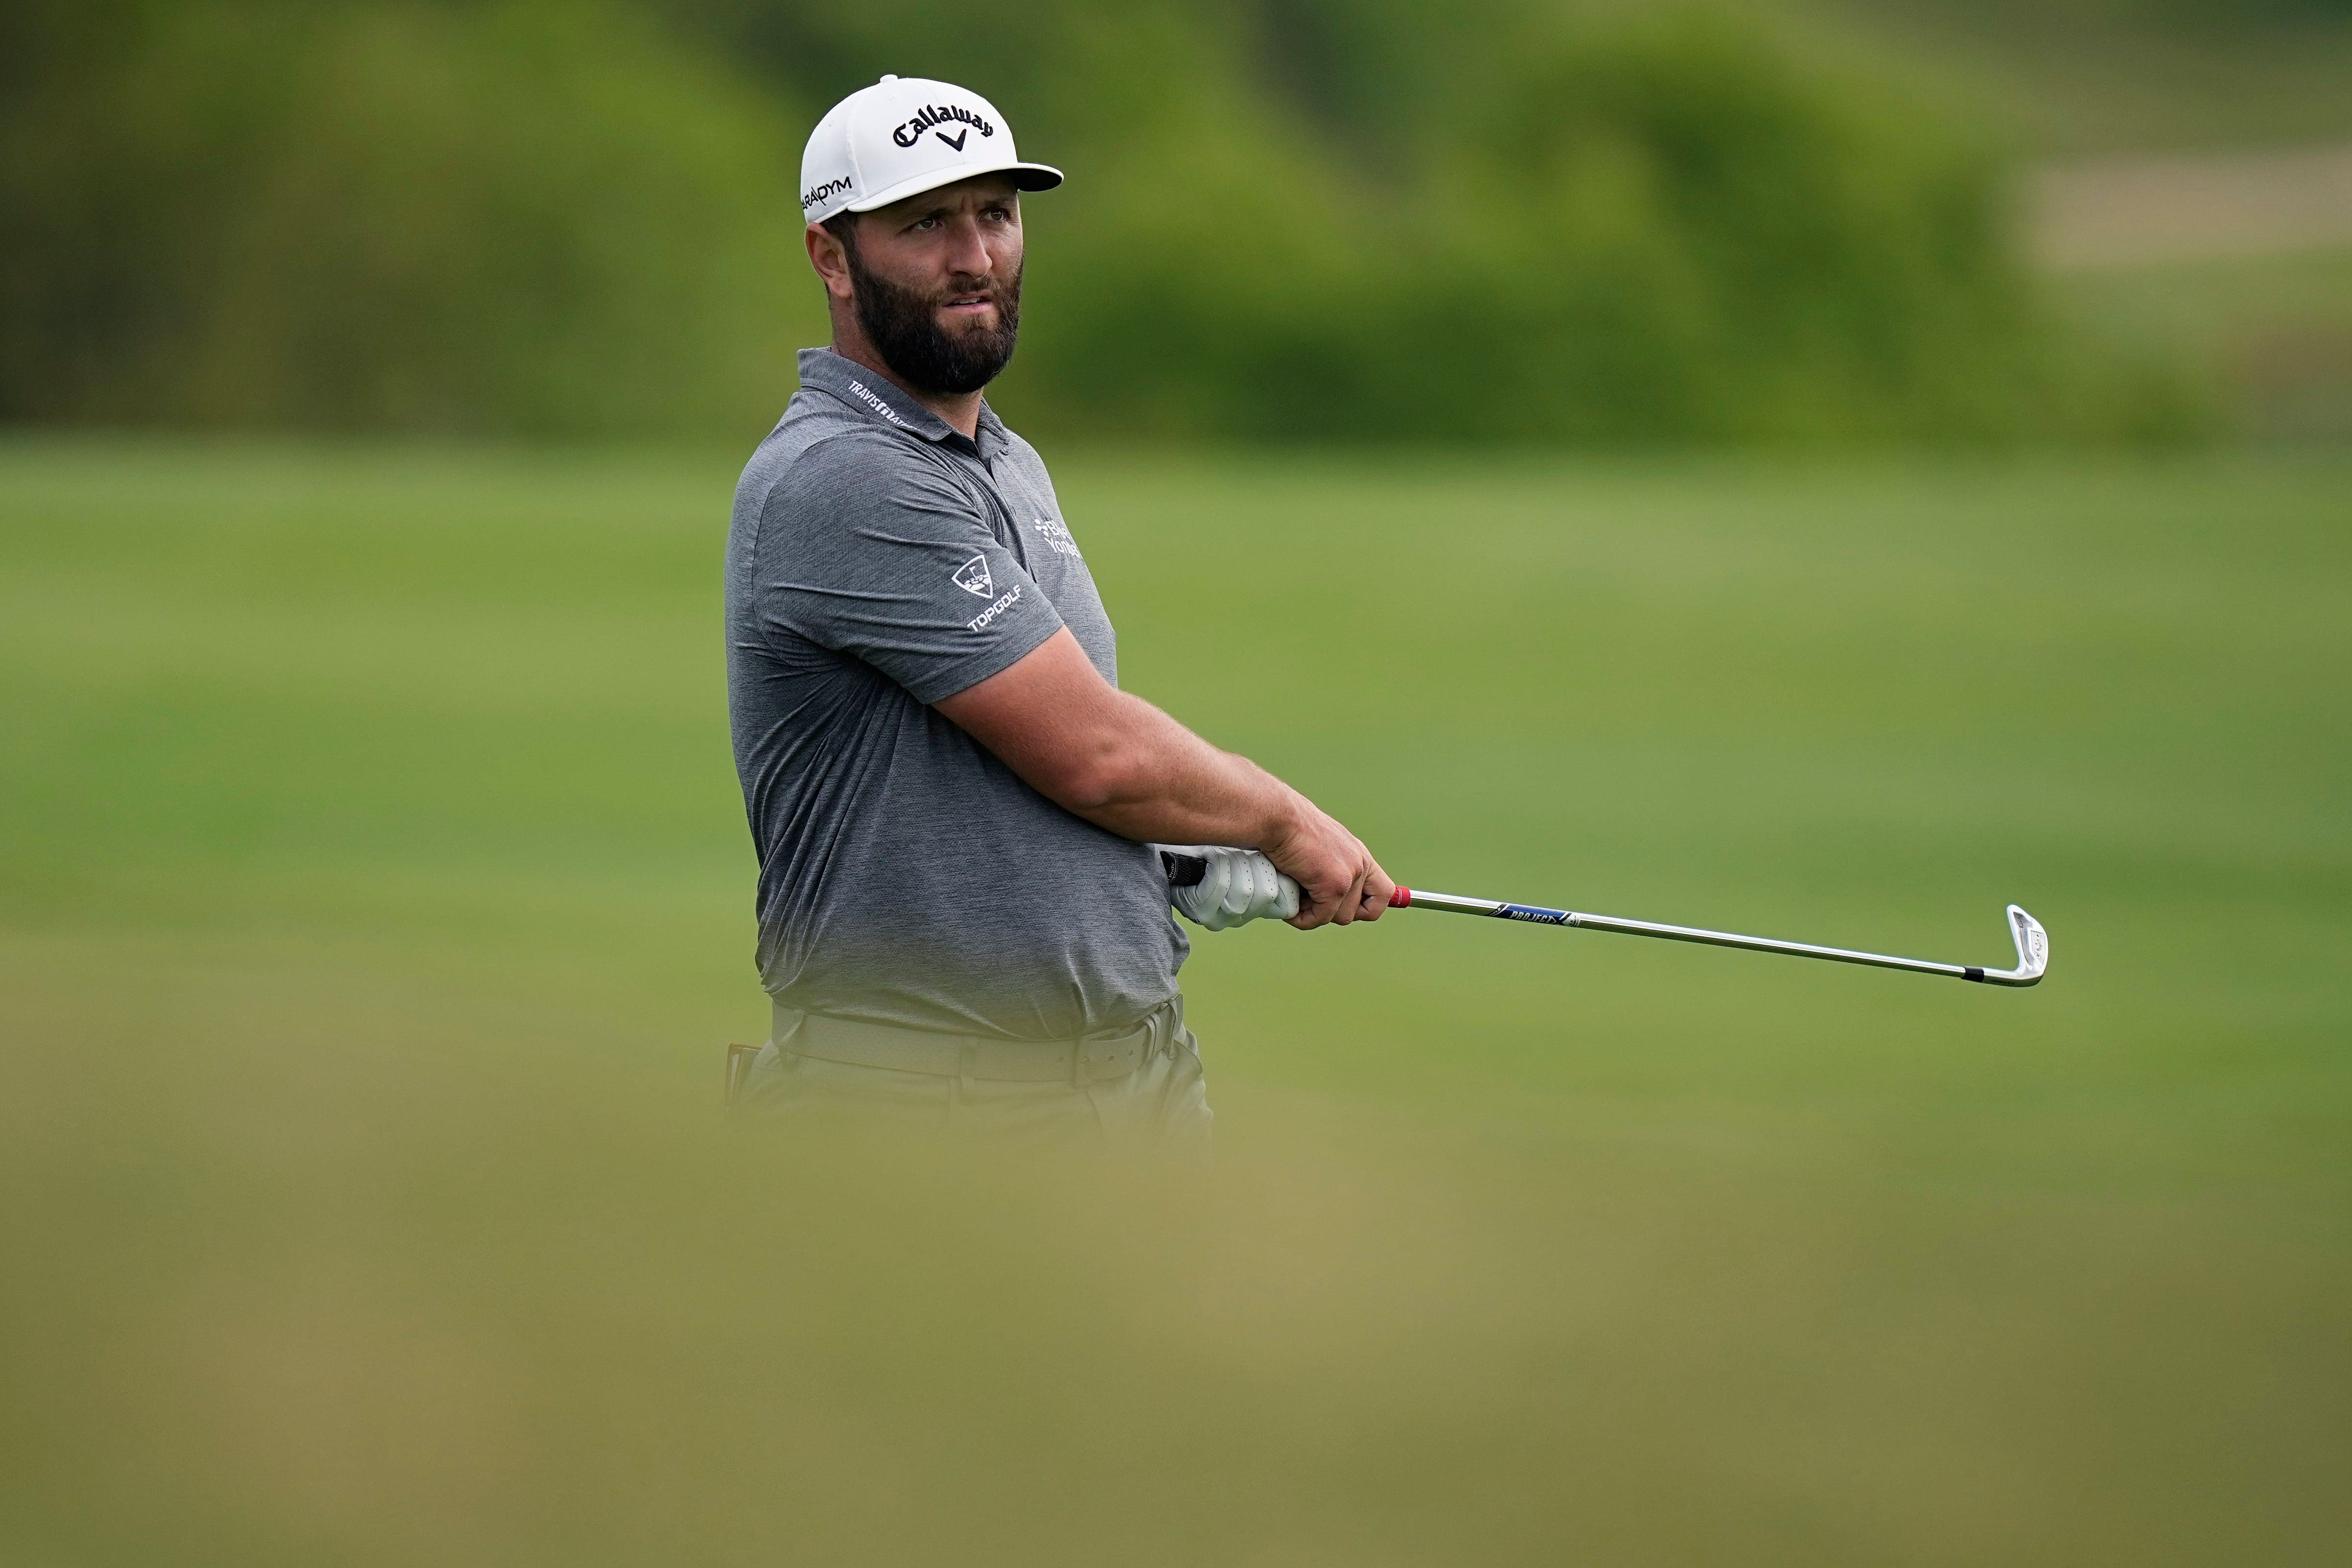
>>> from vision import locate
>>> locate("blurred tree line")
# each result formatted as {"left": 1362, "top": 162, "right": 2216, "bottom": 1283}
{"left": 1907, "top": 0, "right": 2352, "bottom": 21}
{"left": 0, "top": 0, "right": 2195, "bottom": 443}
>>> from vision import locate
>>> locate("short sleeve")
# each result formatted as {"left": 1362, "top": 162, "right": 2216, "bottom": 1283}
{"left": 752, "top": 434, "right": 1065, "bottom": 704}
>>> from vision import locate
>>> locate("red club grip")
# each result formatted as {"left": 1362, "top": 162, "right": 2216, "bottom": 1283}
{"left": 1388, "top": 885, "right": 1411, "bottom": 907}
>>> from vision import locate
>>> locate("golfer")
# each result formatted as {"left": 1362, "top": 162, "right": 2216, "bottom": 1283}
{"left": 726, "top": 76, "right": 1391, "bottom": 1149}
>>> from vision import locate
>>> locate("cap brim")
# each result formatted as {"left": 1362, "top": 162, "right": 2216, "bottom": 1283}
{"left": 845, "top": 161, "right": 1064, "bottom": 214}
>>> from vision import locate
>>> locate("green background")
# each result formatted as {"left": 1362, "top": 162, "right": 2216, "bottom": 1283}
{"left": 4, "top": 439, "right": 2345, "bottom": 1564}
{"left": 6, "top": 0, "right": 2349, "bottom": 1559}
{"left": 0, "top": 0, "right": 2244, "bottom": 444}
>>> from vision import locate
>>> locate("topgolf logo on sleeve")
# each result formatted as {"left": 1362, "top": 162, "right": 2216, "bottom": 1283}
{"left": 951, "top": 555, "right": 995, "bottom": 597}
{"left": 965, "top": 585, "right": 1022, "bottom": 632}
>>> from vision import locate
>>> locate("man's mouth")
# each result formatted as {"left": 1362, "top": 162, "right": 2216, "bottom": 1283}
{"left": 940, "top": 291, "right": 995, "bottom": 318}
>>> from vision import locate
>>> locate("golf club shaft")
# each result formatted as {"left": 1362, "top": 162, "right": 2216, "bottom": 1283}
{"left": 1390, "top": 886, "right": 1984, "bottom": 981}
{"left": 1157, "top": 852, "right": 2043, "bottom": 986}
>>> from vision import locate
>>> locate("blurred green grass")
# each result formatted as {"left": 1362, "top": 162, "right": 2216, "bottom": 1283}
{"left": 3, "top": 437, "right": 2349, "bottom": 1565}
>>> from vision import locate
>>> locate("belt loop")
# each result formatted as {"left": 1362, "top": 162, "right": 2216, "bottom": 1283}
{"left": 1138, "top": 1002, "right": 1165, "bottom": 1067}
{"left": 958, "top": 1039, "right": 980, "bottom": 1086}
{"left": 768, "top": 1000, "right": 805, "bottom": 1065}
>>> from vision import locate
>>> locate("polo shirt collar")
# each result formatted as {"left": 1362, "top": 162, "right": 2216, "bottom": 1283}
{"left": 974, "top": 401, "right": 1009, "bottom": 460}
{"left": 797, "top": 348, "right": 991, "bottom": 451}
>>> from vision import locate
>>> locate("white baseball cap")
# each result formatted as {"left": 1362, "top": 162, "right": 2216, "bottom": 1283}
{"left": 799, "top": 75, "right": 1064, "bottom": 226}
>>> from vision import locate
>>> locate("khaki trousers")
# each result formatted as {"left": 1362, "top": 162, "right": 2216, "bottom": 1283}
{"left": 731, "top": 994, "right": 1211, "bottom": 1158}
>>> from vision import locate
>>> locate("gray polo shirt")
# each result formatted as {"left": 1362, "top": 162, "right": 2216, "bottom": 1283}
{"left": 725, "top": 348, "right": 1186, "bottom": 1040}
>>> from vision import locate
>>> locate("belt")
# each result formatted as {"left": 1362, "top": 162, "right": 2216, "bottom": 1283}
{"left": 768, "top": 1000, "right": 1171, "bottom": 1088}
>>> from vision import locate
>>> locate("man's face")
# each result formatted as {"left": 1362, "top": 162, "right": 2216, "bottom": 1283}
{"left": 825, "top": 176, "right": 1024, "bottom": 396}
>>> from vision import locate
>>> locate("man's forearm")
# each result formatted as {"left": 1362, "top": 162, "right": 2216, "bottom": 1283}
{"left": 1052, "top": 688, "right": 1308, "bottom": 851}
{"left": 934, "top": 629, "right": 1303, "bottom": 849}
{"left": 933, "top": 627, "right": 1390, "bottom": 926}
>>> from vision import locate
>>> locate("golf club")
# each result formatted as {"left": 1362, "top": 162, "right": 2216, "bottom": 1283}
{"left": 1160, "top": 853, "right": 2048, "bottom": 986}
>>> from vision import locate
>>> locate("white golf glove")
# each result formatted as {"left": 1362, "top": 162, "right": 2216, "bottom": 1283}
{"left": 1157, "top": 845, "right": 1303, "bottom": 931}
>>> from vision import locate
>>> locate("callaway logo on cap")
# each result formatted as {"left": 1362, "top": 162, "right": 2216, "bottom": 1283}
{"left": 799, "top": 75, "right": 1064, "bottom": 225}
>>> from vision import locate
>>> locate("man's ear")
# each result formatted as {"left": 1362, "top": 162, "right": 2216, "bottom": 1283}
{"left": 806, "top": 222, "right": 856, "bottom": 304}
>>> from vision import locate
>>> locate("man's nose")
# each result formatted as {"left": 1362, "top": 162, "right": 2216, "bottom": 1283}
{"left": 944, "top": 214, "right": 993, "bottom": 279}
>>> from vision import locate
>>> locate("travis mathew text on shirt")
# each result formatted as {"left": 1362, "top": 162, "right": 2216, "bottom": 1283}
{"left": 724, "top": 349, "right": 1185, "bottom": 1040}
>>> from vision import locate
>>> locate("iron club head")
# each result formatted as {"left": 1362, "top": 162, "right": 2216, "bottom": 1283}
{"left": 1977, "top": 904, "right": 2048, "bottom": 987}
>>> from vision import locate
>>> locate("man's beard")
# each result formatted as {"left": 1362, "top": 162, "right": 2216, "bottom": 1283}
{"left": 848, "top": 252, "right": 1022, "bottom": 396}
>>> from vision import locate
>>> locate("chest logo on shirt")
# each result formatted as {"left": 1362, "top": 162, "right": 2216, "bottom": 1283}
{"left": 951, "top": 555, "right": 995, "bottom": 598}
{"left": 1029, "top": 519, "right": 1083, "bottom": 559}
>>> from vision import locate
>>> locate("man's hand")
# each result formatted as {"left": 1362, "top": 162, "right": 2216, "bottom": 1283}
{"left": 1261, "top": 799, "right": 1394, "bottom": 929}
{"left": 1159, "top": 846, "right": 1302, "bottom": 930}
